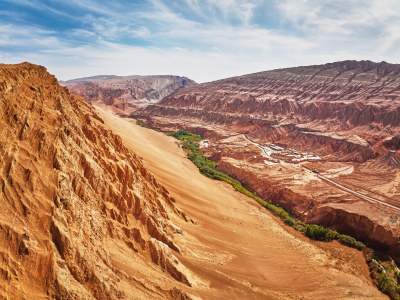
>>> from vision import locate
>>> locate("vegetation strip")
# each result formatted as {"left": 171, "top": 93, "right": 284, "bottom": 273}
{"left": 168, "top": 131, "right": 365, "bottom": 247}
{"left": 136, "top": 121, "right": 400, "bottom": 299}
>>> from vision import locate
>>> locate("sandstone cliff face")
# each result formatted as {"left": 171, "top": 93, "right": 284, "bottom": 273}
{"left": 144, "top": 60, "right": 400, "bottom": 163}
{"left": 0, "top": 63, "right": 192, "bottom": 299}
{"left": 62, "top": 75, "right": 196, "bottom": 114}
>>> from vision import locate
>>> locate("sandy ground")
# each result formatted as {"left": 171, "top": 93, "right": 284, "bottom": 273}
{"left": 321, "top": 165, "right": 355, "bottom": 178}
{"left": 96, "top": 106, "right": 386, "bottom": 300}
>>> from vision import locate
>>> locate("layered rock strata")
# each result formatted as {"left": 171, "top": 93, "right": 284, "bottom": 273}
{"left": 139, "top": 61, "right": 400, "bottom": 260}
{"left": 62, "top": 74, "right": 196, "bottom": 114}
{"left": 144, "top": 60, "right": 400, "bottom": 163}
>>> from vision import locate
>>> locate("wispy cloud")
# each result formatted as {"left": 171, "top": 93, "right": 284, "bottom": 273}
{"left": 0, "top": 0, "right": 399, "bottom": 82}
{"left": 276, "top": 0, "right": 400, "bottom": 51}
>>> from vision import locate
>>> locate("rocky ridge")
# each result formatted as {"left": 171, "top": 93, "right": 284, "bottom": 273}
{"left": 62, "top": 74, "right": 196, "bottom": 114}
{"left": 145, "top": 60, "right": 400, "bottom": 163}
{"left": 0, "top": 63, "right": 194, "bottom": 299}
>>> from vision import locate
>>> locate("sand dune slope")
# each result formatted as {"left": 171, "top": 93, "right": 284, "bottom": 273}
{"left": 97, "top": 106, "right": 386, "bottom": 300}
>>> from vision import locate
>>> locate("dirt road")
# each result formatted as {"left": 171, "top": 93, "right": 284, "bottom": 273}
{"left": 243, "top": 133, "right": 400, "bottom": 211}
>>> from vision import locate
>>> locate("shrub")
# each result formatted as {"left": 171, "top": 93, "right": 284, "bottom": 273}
{"left": 377, "top": 273, "right": 400, "bottom": 299}
{"left": 395, "top": 271, "right": 400, "bottom": 285}
{"left": 136, "top": 119, "right": 154, "bottom": 129}
{"left": 365, "top": 249, "right": 400, "bottom": 300}
{"left": 283, "top": 216, "right": 296, "bottom": 226}
{"left": 305, "top": 224, "right": 338, "bottom": 241}
{"left": 338, "top": 234, "right": 366, "bottom": 250}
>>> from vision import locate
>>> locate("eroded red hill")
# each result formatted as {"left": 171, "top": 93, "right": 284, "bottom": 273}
{"left": 146, "top": 60, "right": 400, "bottom": 163}
{"left": 62, "top": 74, "right": 196, "bottom": 115}
{"left": 139, "top": 60, "right": 400, "bottom": 259}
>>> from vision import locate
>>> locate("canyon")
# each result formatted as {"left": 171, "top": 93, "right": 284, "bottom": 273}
{"left": 139, "top": 60, "right": 400, "bottom": 260}
{"left": 0, "top": 62, "right": 388, "bottom": 299}
{"left": 61, "top": 74, "right": 196, "bottom": 115}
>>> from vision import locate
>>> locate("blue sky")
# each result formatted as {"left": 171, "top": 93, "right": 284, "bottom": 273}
{"left": 0, "top": 0, "right": 399, "bottom": 82}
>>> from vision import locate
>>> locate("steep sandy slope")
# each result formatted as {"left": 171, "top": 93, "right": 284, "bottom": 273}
{"left": 61, "top": 74, "right": 195, "bottom": 114}
{"left": 0, "top": 63, "right": 194, "bottom": 299}
{"left": 97, "top": 106, "right": 386, "bottom": 299}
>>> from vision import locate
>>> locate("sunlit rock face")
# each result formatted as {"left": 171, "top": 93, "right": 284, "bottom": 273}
{"left": 0, "top": 63, "right": 192, "bottom": 299}
{"left": 145, "top": 60, "right": 400, "bottom": 163}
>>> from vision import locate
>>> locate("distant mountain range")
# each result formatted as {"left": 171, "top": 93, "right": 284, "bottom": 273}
{"left": 145, "top": 60, "right": 400, "bottom": 164}
{"left": 61, "top": 74, "right": 196, "bottom": 114}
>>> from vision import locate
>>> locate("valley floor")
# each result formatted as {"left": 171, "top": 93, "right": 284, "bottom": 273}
{"left": 96, "top": 105, "right": 386, "bottom": 299}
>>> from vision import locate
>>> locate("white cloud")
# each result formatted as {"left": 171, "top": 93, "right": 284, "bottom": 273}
{"left": 3, "top": 34, "right": 286, "bottom": 83}
{"left": 1, "top": 0, "right": 400, "bottom": 83}
{"left": 0, "top": 24, "right": 62, "bottom": 47}
{"left": 276, "top": 0, "right": 400, "bottom": 40}
{"left": 204, "top": 0, "right": 259, "bottom": 25}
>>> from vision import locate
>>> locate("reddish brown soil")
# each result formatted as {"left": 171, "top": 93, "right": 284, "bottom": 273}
{"left": 0, "top": 63, "right": 194, "bottom": 299}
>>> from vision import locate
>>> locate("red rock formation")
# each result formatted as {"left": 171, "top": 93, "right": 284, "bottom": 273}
{"left": 217, "top": 159, "right": 400, "bottom": 259}
{"left": 138, "top": 60, "right": 400, "bottom": 259}
{"left": 0, "top": 63, "right": 193, "bottom": 299}
{"left": 144, "top": 60, "right": 400, "bottom": 163}
{"left": 62, "top": 74, "right": 196, "bottom": 114}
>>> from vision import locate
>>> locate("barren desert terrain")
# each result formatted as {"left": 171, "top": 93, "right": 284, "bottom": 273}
{"left": 97, "top": 105, "right": 386, "bottom": 299}
{"left": 139, "top": 61, "right": 400, "bottom": 259}
{"left": 3, "top": 0, "right": 400, "bottom": 298}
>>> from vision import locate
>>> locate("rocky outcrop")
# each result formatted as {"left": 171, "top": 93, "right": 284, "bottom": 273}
{"left": 217, "top": 160, "right": 314, "bottom": 215}
{"left": 0, "top": 63, "right": 193, "bottom": 299}
{"left": 383, "top": 135, "right": 400, "bottom": 150}
{"left": 62, "top": 74, "right": 196, "bottom": 114}
{"left": 306, "top": 205, "right": 400, "bottom": 257}
{"left": 368, "top": 150, "right": 400, "bottom": 169}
